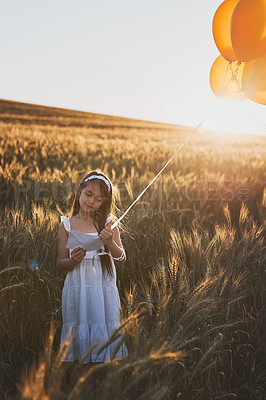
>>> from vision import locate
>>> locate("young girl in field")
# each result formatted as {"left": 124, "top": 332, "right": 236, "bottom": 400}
{"left": 57, "top": 170, "right": 128, "bottom": 368}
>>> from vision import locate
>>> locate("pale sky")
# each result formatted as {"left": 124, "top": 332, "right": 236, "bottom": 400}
{"left": 1, "top": 0, "right": 265, "bottom": 135}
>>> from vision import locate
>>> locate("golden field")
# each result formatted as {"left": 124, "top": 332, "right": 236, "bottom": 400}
{"left": 0, "top": 99, "right": 265, "bottom": 399}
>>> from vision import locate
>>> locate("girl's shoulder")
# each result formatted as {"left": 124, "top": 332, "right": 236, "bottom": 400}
{"left": 60, "top": 215, "right": 70, "bottom": 222}
{"left": 60, "top": 215, "right": 71, "bottom": 232}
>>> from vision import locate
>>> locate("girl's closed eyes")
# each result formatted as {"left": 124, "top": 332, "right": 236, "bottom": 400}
{"left": 86, "top": 192, "right": 103, "bottom": 202}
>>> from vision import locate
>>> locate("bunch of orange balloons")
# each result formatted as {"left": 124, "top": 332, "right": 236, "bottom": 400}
{"left": 210, "top": 0, "right": 266, "bottom": 105}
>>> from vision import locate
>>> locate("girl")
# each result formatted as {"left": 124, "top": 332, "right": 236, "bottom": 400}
{"left": 57, "top": 170, "right": 128, "bottom": 367}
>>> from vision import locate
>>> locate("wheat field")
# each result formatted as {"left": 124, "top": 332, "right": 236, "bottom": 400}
{"left": 0, "top": 99, "right": 265, "bottom": 400}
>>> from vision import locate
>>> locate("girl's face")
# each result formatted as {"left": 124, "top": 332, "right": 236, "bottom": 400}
{"left": 79, "top": 182, "right": 104, "bottom": 214}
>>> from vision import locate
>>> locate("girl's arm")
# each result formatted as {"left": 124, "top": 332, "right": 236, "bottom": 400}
{"left": 101, "top": 222, "right": 127, "bottom": 265}
{"left": 107, "top": 239, "right": 127, "bottom": 265}
{"left": 57, "top": 222, "right": 86, "bottom": 272}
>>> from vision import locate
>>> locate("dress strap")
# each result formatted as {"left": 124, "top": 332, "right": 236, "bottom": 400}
{"left": 60, "top": 215, "right": 71, "bottom": 232}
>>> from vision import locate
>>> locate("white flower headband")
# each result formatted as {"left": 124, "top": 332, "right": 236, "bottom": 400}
{"left": 84, "top": 174, "right": 111, "bottom": 193}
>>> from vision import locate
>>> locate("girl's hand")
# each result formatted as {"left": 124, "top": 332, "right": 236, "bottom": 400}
{"left": 70, "top": 246, "right": 86, "bottom": 264}
{"left": 100, "top": 222, "right": 114, "bottom": 247}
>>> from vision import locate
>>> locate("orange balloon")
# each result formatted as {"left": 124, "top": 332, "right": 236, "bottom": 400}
{"left": 231, "top": 0, "right": 266, "bottom": 62}
{"left": 212, "top": 0, "right": 239, "bottom": 61}
{"left": 210, "top": 55, "right": 247, "bottom": 101}
{"left": 246, "top": 52, "right": 266, "bottom": 105}
{"left": 241, "top": 59, "right": 258, "bottom": 90}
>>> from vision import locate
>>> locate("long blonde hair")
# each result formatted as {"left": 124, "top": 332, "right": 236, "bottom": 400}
{"left": 69, "top": 170, "right": 116, "bottom": 277}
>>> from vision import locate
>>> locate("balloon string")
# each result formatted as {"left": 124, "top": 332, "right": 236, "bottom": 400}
{"left": 111, "top": 119, "right": 205, "bottom": 230}
{"left": 220, "top": 61, "right": 231, "bottom": 96}
{"left": 223, "top": 61, "right": 245, "bottom": 95}
{"left": 228, "top": 61, "right": 242, "bottom": 92}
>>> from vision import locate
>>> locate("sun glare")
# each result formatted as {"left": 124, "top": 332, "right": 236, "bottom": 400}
{"left": 204, "top": 98, "right": 266, "bottom": 135}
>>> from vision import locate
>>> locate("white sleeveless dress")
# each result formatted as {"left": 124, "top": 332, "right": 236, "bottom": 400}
{"left": 60, "top": 215, "right": 127, "bottom": 363}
